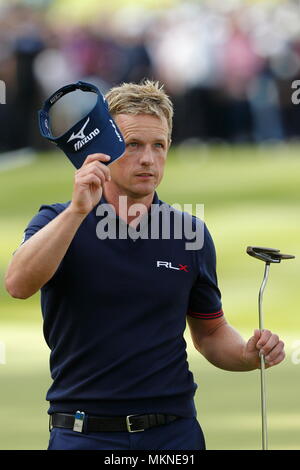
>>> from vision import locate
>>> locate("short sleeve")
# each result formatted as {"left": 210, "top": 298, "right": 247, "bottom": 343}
{"left": 16, "top": 202, "right": 70, "bottom": 251}
{"left": 187, "top": 224, "right": 223, "bottom": 320}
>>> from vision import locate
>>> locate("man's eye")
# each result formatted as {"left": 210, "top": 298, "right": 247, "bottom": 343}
{"left": 155, "top": 143, "right": 164, "bottom": 148}
{"left": 127, "top": 142, "right": 138, "bottom": 148}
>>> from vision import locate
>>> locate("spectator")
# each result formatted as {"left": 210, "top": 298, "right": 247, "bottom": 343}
{"left": 0, "top": 1, "right": 300, "bottom": 152}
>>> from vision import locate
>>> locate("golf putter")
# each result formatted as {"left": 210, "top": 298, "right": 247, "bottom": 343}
{"left": 246, "top": 246, "right": 295, "bottom": 450}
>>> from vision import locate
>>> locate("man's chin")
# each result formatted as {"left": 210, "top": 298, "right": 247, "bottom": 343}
{"left": 127, "top": 184, "right": 156, "bottom": 199}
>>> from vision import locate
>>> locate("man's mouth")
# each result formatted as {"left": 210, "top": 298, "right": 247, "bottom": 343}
{"left": 135, "top": 172, "right": 154, "bottom": 178}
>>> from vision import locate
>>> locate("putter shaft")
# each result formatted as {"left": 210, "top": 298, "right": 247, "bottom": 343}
{"left": 247, "top": 246, "right": 295, "bottom": 450}
{"left": 258, "top": 262, "right": 270, "bottom": 450}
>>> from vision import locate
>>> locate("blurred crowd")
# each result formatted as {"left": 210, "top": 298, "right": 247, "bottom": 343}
{"left": 1, "top": 0, "right": 300, "bottom": 152}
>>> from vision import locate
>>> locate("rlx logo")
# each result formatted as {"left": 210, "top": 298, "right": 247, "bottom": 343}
{"left": 156, "top": 261, "right": 189, "bottom": 272}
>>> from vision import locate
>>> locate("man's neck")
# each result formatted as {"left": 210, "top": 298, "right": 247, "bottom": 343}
{"left": 103, "top": 188, "right": 155, "bottom": 226}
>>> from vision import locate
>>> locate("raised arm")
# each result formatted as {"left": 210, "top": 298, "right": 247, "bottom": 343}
{"left": 5, "top": 153, "right": 111, "bottom": 299}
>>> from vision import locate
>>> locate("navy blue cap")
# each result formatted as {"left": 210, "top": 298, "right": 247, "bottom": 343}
{"left": 38, "top": 81, "right": 125, "bottom": 169}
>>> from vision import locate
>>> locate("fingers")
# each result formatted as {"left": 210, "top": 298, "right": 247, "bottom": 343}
{"left": 256, "top": 329, "right": 285, "bottom": 367}
{"left": 76, "top": 173, "right": 103, "bottom": 189}
{"left": 70, "top": 154, "right": 113, "bottom": 216}
{"left": 245, "top": 328, "right": 261, "bottom": 353}
{"left": 265, "top": 343, "right": 286, "bottom": 367}
{"left": 77, "top": 165, "right": 110, "bottom": 186}
{"left": 82, "top": 153, "right": 111, "bottom": 167}
{"left": 76, "top": 155, "right": 112, "bottom": 186}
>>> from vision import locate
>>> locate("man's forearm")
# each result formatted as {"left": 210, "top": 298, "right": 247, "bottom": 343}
{"left": 5, "top": 206, "right": 86, "bottom": 299}
{"left": 195, "top": 322, "right": 255, "bottom": 372}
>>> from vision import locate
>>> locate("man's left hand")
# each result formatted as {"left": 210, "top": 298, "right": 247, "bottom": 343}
{"left": 244, "top": 329, "right": 285, "bottom": 369}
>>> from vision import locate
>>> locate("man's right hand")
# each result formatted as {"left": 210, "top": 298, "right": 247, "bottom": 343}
{"left": 69, "top": 153, "right": 111, "bottom": 216}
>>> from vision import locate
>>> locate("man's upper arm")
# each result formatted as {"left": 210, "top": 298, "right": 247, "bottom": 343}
{"left": 187, "top": 223, "right": 223, "bottom": 320}
{"left": 187, "top": 315, "right": 227, "bottom": 352}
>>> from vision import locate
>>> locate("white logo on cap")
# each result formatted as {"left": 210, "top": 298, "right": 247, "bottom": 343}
{"left": 67, "top": 117, "right": 91, "bottom": 142}
{"left": 67, "top": 116, "right": 100, "bottom": 151}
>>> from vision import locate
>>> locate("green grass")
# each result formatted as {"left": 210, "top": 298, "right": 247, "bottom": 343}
{"left": 161, "top": 144, "right": 300, "bottom": 333}
{"left": 0, "top": 144, "right": 300, "bottom": 449}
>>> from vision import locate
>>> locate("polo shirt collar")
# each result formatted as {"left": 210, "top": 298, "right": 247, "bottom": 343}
{"left": 95, "top": 192, "right": 161, "bottom": 237}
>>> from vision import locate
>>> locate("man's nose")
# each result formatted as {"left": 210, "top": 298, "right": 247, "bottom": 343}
{"left": 139, "top": 145, "right": 155, "bottom": 165}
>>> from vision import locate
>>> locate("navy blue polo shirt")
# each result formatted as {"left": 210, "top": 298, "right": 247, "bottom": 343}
{"left": 22, "top": 193, "right": 223, "bottom": 417}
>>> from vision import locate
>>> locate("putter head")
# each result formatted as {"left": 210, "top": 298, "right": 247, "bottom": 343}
{"left": 247, "top": 246, "right": 295, "bottom": 263}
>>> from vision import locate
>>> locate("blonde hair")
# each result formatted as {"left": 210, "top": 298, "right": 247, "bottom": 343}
{"left": 105, "top": 80, "right": 173, "bottom": 141}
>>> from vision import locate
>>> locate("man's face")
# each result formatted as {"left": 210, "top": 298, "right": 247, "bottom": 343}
{"left": 108, "top": 113, "right": 170, "bottom": 199}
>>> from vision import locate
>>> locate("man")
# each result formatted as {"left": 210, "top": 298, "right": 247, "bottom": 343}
{"left": 5, "top": 80, "right": 285, "bottom": 450}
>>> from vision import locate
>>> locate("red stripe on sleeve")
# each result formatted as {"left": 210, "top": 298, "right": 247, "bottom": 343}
{"left": 187, "top": 309, "right": 224, "bottom": 319}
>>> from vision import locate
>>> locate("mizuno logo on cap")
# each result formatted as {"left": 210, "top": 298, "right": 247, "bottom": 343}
{"left": 67, "top": 117, "right": 100, "bottom": 151}
{"left": 67, "top": 117, "right": 91, "bottom": 142}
